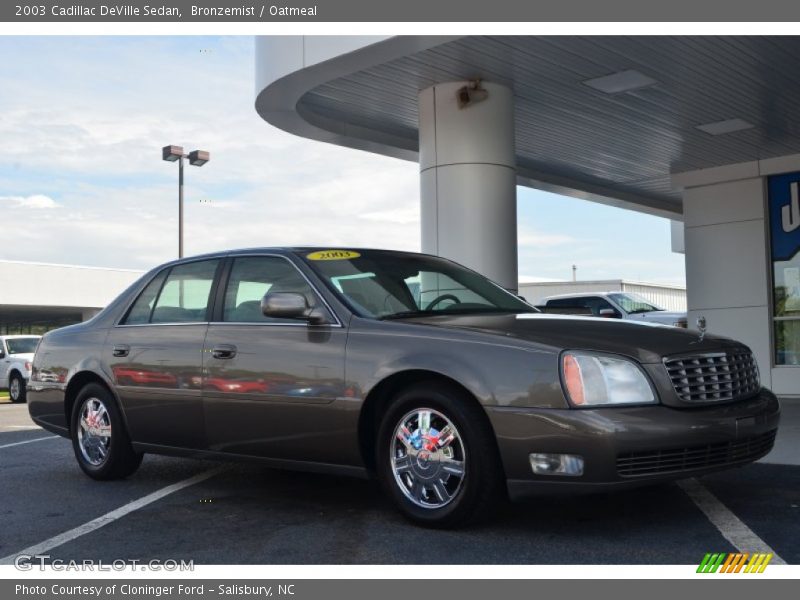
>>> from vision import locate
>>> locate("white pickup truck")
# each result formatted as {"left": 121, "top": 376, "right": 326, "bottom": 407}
{"left": 0, "top": 335, "right": 40, "bottom": 403}
{"left": 539, "top": 292, "right": 688, "bottom": 328}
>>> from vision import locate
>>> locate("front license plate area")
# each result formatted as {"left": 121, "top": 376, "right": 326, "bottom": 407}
{"left": 735, "top": 416, "right": 757, "bottom": 437}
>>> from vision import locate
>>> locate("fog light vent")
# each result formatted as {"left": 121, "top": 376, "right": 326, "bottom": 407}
{"left": 529, "top": 453, "right": 584, "bottom": 476}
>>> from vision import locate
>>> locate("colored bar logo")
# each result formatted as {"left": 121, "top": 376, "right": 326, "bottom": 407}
{"left": 696, "top": 552, "right": 773, "bottom": 573}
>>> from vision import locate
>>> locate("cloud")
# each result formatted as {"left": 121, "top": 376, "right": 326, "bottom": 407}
{"left": 0, "top": 37, "right": 421, "bottom": 269}
{"left": 1, "top": 194, "right": 60, "bottom": 209}
{"left": 359, "top": 206, "right": 419, "bottom": 225}
{"left": 0, "top": 36, "right": 685, "bottom": 288}
{"left": 517, "top": 228, "right": 575, "bottom": 248}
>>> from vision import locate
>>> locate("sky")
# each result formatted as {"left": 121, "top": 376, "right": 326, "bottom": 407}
{"left": 0, "top": 36, "right": 685, "bottom": 286}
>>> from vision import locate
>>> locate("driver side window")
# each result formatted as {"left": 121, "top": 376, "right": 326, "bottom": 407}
{"left": 223, "top": 256, "right": 317, "bottom": 323}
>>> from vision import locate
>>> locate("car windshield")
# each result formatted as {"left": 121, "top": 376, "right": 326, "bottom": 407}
{"left": 608, "top": 293, "right": 664, "bottom": 314}
{"left": 5, "top": 337, "right": 39, "bottom": 354}
{"left": 301, "top": 250, "right": 536, "bottom": 319}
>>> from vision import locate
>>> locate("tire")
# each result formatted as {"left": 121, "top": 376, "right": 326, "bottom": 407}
{"left": 376, "top": 381, "right": 503, "bottom": 528}
{"left": 9, "top": 373, "right": 26, "bottom": 403}
{"left": 70, "top": 383, "right": 142, "bottom": 480}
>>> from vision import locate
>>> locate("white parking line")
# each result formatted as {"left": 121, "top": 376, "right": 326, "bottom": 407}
{"left": 0, "top": 466, "right": 226, "bottom": 565}
{"left": 678, "top": 478, "right": 786, "bottom": 564}
{"left": 0, "top": 436, "right": 58, "bottom": 449}
{"left": 0, "top": 426, "right": 44, "bottom": 433}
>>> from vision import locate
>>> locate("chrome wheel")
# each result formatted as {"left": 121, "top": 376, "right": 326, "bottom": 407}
{"left": 9, "top": 378, "right": 20, "bottom": 401}
{"left": 77, "top": 397, "right": 112, "bottom": 466}
{"left": 391, "top": 408, "right": 466, "bottom": 509}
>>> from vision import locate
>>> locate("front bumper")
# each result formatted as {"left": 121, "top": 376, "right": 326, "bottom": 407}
{"left": 487, "top": 389, "right": 780, "bottom": 500}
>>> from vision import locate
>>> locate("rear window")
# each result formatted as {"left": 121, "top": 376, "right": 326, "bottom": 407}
{"left": 5, "top": 338, "right": 39, "bottom": 354}
{"left": 545, "top": 298, "right": 583, "bottom": 308}
{"left": 121, "top": 260, "right": 220, "bottom": 325}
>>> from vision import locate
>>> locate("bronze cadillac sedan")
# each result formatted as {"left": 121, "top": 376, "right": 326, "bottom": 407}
{"left": 28, "top": 248, "right": 780, "bottom": 527}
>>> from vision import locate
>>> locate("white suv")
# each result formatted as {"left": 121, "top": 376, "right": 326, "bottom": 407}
{"left": 0, "top": 335, "right": 40, "bottom": 403}
{"left": 539, "top": 292, "right": 688, "bottom": 328}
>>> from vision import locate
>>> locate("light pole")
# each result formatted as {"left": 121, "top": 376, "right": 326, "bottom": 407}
{"left": 162, "top": 145, "right": 210, "bottom": 258}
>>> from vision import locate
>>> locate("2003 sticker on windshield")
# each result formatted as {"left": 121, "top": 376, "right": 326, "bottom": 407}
{"left": 306, "top": 250, "right": 361, "bottom": 261}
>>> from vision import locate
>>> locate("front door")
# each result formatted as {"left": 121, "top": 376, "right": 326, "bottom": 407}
{"left": 202, "top": 255, "right": 349, "bottom": 464}
{"left": 106, "top": 258, "right": 221, "bottom": 450}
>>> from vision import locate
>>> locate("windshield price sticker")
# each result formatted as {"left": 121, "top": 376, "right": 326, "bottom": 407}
{"left": 307, "top": 250, "right": 361, "bottom": 260}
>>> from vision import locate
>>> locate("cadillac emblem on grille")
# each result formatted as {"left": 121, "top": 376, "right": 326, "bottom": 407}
{"left": 696, "top": 316, "right": 707, "bottom": 342}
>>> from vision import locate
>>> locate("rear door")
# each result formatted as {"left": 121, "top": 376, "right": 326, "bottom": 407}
{"left": 202, "top": 254, "right": 351, "bottom": 463}
{"left": 106, "top": 258, "right": 222, "bottom": 450}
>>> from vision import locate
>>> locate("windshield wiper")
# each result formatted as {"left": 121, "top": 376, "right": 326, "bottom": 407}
{"left": 378, "top": 310, "right": 436, "bottom": 320}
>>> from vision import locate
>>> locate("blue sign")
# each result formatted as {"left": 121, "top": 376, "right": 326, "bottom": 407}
{"left": 767, "top": 172, "right": 800, "bottom": 262}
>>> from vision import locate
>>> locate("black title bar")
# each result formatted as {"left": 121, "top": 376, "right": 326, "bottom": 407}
{"left": 4, "top": 0, "right": 800, "bottom": 22}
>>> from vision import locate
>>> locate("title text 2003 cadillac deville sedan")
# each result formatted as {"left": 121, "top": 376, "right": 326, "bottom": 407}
{"left": 28, "top": 248, "right": 780, "bottom": 527}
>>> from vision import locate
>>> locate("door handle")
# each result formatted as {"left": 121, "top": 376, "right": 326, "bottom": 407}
{"left": 112, "top": 345, "right": 130, "bottom": 357}
{"left": 211, "top": 344, "right": 237, "bottom": 359}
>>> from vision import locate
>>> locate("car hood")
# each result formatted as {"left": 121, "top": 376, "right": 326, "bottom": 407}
{"left": 399, "top": 312, "right": 741, "bottom": 364}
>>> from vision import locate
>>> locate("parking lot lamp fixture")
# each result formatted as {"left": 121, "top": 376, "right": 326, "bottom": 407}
{"left": 162, "top": 145, "right": 210, "bottom": 258}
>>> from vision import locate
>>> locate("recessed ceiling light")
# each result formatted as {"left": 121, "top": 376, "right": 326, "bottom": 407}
{"left": 582, "top": 70, "right": 658, "bottom": 94}
{"left": 695, "top": 118, "right": 755, "bottom": 136}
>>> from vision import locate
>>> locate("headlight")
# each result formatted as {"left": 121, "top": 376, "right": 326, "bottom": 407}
{"left": 561, "top": 351, "right": 657, "bottom": 407}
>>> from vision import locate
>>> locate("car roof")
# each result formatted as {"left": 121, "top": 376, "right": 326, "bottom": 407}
{"left": 240, "top": 247, "right": 429, "bottom": 256}
{"left": 0, "top": 335, "right": 41, "bottom": 340}
{"left": 153, "top": 247, "right": 445, "bottom": 268}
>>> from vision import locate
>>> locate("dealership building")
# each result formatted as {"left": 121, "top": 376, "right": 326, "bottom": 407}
{"left": 255, "top": 35, "right": 800, "bottom": 398}
{"left": 0, "top": 260, "right": 142, "bottom": 334}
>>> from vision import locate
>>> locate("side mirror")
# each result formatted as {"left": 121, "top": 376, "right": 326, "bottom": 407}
{"left": 598, "top": 308, "right": 620, "bottom": 318}
{"left": 261, "top": 292, "right": 330, "bottom": 325}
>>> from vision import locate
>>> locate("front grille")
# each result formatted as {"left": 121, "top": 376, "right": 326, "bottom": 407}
{"left": 664, "top": 350, "right": 759, "bottom": 404}
{"left": 617, "top": 430, "right": 776, "bottom": 477}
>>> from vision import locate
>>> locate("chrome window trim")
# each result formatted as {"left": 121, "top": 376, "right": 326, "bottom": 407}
{"left": 113, "top": 253, "right": 344, "bottom": 329}
{"left": 115, "top": 322, "right": 211, "bottom": 328}
{"left": 208, "top": 321, "right": 342, "bottom": 328}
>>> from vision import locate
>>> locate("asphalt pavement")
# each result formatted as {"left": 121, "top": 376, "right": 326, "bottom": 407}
{"left": 1, "top": 399, "right": 797, "bottom": 564}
